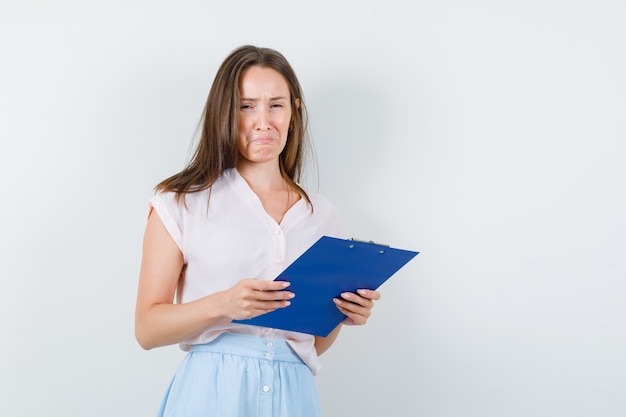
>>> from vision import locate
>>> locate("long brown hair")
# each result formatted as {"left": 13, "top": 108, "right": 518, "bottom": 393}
{"left": 156, "top": 45, "right": 312, "bottom": 205}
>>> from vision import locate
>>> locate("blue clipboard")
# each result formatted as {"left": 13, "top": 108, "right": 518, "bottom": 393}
{"left": 233, "top": 236, "right": 419, "bottom": 337}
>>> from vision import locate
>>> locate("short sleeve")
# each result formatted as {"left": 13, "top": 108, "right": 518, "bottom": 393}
{"left": 148, "top": 193, "right": 184, "bottom": 253}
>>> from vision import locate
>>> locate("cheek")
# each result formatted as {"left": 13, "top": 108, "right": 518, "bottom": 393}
{"left": 236, "top": 123, "right": 247, "bottom": 151}
{"left": 238, "top": 116, "right": 248, "bottom": 132}
{"left": 277, "top": 113, "right": 291, "bottom": 130}
{"left": 237, "top": 117, "right": 251, "bottom": 139}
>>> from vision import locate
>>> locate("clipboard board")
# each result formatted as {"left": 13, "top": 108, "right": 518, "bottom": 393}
{"left": 233, "top": 236, "right": 419, "bottom": 337}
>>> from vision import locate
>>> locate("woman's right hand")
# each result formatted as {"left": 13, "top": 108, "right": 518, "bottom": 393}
{"left": 220, "top": 278, "right": 295, "bottom": 321}
{"left": 136, "top": 211, "right": 294, "bottom": 350}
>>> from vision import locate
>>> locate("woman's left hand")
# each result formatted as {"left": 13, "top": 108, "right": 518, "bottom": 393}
{"left": 333, "top": 289, "right": 381, "bottom": 326}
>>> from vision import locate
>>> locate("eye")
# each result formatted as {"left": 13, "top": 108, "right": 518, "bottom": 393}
{"left": 240, "top": 103, "right": 253, "bottom": 110}
{"left": 271, "top": 103, "right": 284, "bottom": 108}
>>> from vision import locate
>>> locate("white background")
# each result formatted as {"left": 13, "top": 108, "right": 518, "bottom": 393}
{"left": 1, "top": 1, "right": 625, "bottom": 416}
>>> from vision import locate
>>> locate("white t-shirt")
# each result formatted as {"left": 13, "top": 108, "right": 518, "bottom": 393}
{"left": 148, "top": 168, "right": 342, "bottom": 375}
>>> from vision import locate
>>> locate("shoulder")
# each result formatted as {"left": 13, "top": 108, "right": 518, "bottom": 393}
{"left": 149, "top": 190, "right": 182, "bottom": 213}
{"left": 149, "top": 188, "right": 209, "bottom": 223}
{"left": 152, "top": 173, "right": 232, "bottom": 210}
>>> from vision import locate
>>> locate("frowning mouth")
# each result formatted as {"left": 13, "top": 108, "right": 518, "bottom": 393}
{"left": 249, "top": 137, "right": 276, "bottom": 144}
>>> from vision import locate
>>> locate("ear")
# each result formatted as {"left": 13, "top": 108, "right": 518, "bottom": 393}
{"left": 290, "top": 98, "right": 300, "bottom": 130}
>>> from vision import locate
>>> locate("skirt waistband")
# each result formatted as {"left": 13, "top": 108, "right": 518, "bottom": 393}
{"left": 189, "top": 332, "right": 303, "bottom": 364}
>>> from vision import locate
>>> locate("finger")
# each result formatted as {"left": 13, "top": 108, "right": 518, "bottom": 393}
{"left": 235, "top": 302, "right": 290, "bottom": 320}
{"left": 238, "top": 280, "right": 294, "bottom": 300}
{"left": 356, "top": 289, "right": 381, "bottom": 301}
{"left": 339, "top": 292, "right": 375, "bottom": 308}
{"left": 255, "top": 289, "right": 295, "bottom": 301}
{"left": 252, "top": 280, "right": 292, "bottom": 292}
{"left": 333, "top": 296, "right": 372, "bottom": 317}
{"left": 242, "top": 298, "right": 293, "bottom": 313}
{"left": 334, "top": 304, "right": 368, "bottom": 325}
{"left": 252, "top": 299, "right": 292, "bottom": 310}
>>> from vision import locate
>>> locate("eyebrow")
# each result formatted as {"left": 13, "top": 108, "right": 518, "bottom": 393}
{"left": 240, "top": 96, "right": 289, "bottom": 102}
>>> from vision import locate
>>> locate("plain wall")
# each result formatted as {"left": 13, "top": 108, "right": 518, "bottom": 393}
{"left": 1, "top": 1, "right": 624, "bottom": 416}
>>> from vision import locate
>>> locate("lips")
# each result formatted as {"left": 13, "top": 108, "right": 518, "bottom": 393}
{"left": 250, "top": 137, "right": 275, "bottom": 144}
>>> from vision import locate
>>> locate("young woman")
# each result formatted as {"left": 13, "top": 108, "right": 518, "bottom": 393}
{"left": 135, "top": 45, "right": 380, "bottom": 417}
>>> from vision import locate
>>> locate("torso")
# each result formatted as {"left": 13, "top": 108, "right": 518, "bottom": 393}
{"left": 148, "top": 168, "right": 342, "bottom": 375}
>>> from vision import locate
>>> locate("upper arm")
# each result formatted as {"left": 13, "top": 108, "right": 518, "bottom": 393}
{"left": 136, "top": 209, "right": 185, "bottom": 315}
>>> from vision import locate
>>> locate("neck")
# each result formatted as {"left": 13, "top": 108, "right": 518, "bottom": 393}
{"left": 236, "top": 160, "right": 286, "bottom": 192}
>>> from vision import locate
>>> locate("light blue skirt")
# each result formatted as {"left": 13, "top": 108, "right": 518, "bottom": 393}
{"left": 156, "top": 333, "right": 321, "bottom": 417}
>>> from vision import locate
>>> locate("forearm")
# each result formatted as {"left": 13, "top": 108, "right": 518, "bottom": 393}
{"left": 135, "top": 291, "right": 229, "bottom": 350}
{"left": 314, "top": 323, "right": 343, "bottom": 356}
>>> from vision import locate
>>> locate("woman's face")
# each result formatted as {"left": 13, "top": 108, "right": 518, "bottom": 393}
{"left": 237, "top": 66, "right": 292, "bottom": 167}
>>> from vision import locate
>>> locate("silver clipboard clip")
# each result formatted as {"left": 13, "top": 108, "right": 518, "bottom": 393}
{"left": 348, "top": 237, "right": 390, "bottom": 253}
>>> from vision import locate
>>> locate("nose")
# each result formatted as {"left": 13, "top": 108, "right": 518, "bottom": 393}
{"left": 254, "top": 108, "right": 271, "bottom": 130}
